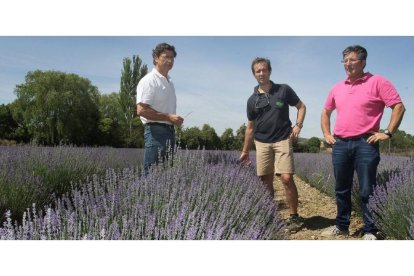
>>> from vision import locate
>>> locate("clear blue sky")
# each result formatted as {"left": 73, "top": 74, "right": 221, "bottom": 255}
{"left": 1, "top": 36, "right": 412, "bottom": 138}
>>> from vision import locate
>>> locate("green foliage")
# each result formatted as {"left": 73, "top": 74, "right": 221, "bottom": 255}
{"left": 235, "top": 124, "right": 248, "bottom": 150}
{"left": 379, "top": 129, "right": 414, "bottom": 155}
{"left": 0, "top": 104, "right": 18, "bottom": 141}
{"left": 178, "top": 126, "right": 202, "bottom": 149}
{"left": 178, "top": 124, "right": 237, "bottom": 150}
{"left": 200, "top": 124, "right": 221, "bottom": 149}
{"left": 220, "top": 128, "right": 235, "bottom": 150}
{"left": 98, "top": 93, "right": 123, "bottom": 147}
{"left": 124, "top": 117, "right": 144, "bottom": 148}
{"left": 13, "top": 70, "right": 101, "bottom": 145}
{"left": 307, "top": 137, "right": 321, "bottom": 153}
{"left": 119, "top": 55, "right": 148, "bottom": 144}
{"left": 292, "top": 138, "right": 308, "bottom": 152}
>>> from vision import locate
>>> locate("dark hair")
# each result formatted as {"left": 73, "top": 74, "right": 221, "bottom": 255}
{"left": 342, "top": 45, "right": 368, "bottom": 61}
{"left": 152, "top": 43, "right": 177, "bottom": 65}
{"left": 251, "top": 57, "right": 272, "bottom": 74}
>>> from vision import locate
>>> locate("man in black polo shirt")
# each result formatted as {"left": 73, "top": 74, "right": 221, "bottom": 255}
{"left": 240, "top": 57, "right": 307, "bottom": 232}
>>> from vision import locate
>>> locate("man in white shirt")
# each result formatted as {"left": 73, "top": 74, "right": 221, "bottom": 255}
{"left": 136, "top": 43, "right": 184, "bottom": 174}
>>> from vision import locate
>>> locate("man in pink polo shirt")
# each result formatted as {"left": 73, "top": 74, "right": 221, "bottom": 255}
{"left": 321, "top": 45, "right": 405, "bottom": 240}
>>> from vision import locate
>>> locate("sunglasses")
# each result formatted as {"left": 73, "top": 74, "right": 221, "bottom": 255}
{"left": 255, "top": 93, "right": 270, "bottom": 109}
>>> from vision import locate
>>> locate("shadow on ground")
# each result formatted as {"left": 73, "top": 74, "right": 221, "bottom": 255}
{"left": 303, "top": 216, "right": 336, "bottom": 230}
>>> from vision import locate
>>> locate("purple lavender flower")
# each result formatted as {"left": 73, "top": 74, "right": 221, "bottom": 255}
{"left": 368, "top": 158, "right": 414, "bottom": 239}
{"left": 0, "top": 149, "right": 285, "bottom": 240}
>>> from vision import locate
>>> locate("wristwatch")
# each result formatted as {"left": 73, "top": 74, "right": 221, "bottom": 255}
{"left": 384, "top": 129, "right": 393, "bottom": 138}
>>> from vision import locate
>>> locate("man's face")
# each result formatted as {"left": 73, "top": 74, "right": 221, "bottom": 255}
{"left": 155, "top": 50, "right": 175, "bottom": 71}
{"left": 342, "top": 51, "right": 365, "bottom": 80}
{"left": 253, "top": 62, "right": 271, "bottom": 85}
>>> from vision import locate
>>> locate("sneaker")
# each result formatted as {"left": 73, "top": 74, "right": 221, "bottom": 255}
{"left": 321, "top": 226, "right": 349, "bottom": 238}
{"left": 362, "top": 233, "right": 377, "bottom": 240}
{"left": 285, "top": 215, "right": 305, "bottom": 233}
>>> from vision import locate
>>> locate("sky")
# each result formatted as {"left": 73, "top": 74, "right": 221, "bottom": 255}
{"left": 1, "top": 36, "right": 413, "bottom": 138}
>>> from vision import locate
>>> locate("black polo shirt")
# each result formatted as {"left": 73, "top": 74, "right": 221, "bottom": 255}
{"left": 246, "top": 81, "right": 300, "bottom": 143}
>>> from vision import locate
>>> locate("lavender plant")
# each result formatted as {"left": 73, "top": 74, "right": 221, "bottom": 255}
{"left": 0, "top": 145, "right": 144, "bottom": 222}
{"left": 0, "top": 150, "right": 285, "bottom": 240}
{"left": 409, "top": 214, "right": 414, "bottom": 240}
{"left": 368, "top": 157, "right": 414, "bottom": 239}
{"left": 294, "top": 153, "right": 335, "bottom": 197}
{"left": 294, "top": 153, "right": 411, "bottom": 221}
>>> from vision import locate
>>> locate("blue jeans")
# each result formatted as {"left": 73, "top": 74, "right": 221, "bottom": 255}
{"left": 332, "top": 137, "right": 380, "bottom": 234}
{"left": 143, "top": 124, "right": 175, "bottom": 175}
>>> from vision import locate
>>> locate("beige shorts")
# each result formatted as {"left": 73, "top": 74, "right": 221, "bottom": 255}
{"left": 254, "top": 137, "right": 294, "bottom": 176}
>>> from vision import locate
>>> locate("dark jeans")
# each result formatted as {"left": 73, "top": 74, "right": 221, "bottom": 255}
{"left": 332, "top": 137, "right": 380, "bottom": 234}
{"left": 144, "top": 123, "right": 175, "bottom": 175}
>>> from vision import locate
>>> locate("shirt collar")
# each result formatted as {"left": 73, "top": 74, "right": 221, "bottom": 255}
{"left": 255, "top": 81, "right": 275, "bottom": 95}
{"left": 344, "top": 72, "right": 372, "bottom": 84}
{"left": 152, "top": 68, "right": 171, "bottom": 81}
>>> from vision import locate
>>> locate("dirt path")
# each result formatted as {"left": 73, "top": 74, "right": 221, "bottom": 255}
{"left": 274, "top": 176, "right": 364, "bottom": 240}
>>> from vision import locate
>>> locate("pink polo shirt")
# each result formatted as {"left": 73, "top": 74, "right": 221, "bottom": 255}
{"left": 324, "top": 73, "right": 402, "bottom": 138}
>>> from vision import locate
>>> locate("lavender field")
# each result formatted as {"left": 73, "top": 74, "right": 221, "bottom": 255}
{"left": 0, "top": 145, "right": 144, "bottom": 222}
{"left": 1, "top": 145, "right": 413, "bottom": 239}
{"left": 0, "top": 146, "right": 285, "bottom": 240}
{"left": 294, "top": 153, "right": 414, "bottom": 239}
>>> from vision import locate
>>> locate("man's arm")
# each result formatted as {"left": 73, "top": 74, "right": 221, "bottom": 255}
{"left": 137, "top": 103, "right": 183, "bottom": 126}
{"left": 291, "top": 100, "right": 306, "bottom": 138}
{"left": 321, "top": 108, "right": 336, "bottom": 145}
{"left": 366, "top": 102, "right": 406, "bottom": 143}
{"left": 239, "top": 121, "right": 254, "bottom": 163}
{"left": 386, "top": 102, "right": 405, "bottom": 134}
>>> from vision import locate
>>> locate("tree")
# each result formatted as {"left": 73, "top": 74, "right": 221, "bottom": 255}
{"left": 379, "top": 129, "right": 414, "bottom": 154}
{"left": 128, "top": 117, "right": 145, "bottom": 148}
{"left": 292, "top": 137, "right": 308, "bottom": 152}
{"left": 200, "top": 124, "right": 221, "bottom": 149}
{"left": 0, "top": 104, "right": 18, "bottom": 141}
{"left": 98, "top": 93, "right": 123, "bottom": 147}
{"left": 119, "top": 55, "right": 148, "bottom": 146}
{"left": 234, "top": 124, "right": 248, "bottom": 151}
{"left": 179, "top": 127, "right": 202, "bottom": 149}
{"left": 307, "top": 137, "right": 321, "bottom": 153}
{"left": 221, "top": 128, "right": 235, "bottom": 150}
{"left": 13, "top": 70, "right": 101, "bottom": 145}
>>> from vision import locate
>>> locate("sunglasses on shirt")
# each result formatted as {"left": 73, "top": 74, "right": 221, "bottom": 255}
{"left": 255, "top": 93, "right": 270, "bottom": 109}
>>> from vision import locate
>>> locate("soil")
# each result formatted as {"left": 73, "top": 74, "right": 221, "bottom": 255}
{"left": 274, "top": 176, "right": 364, "bottom": 240}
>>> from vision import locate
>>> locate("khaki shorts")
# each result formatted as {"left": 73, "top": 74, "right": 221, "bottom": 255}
{"left": 254, "top": 137, "right": 294, "bottom": 176}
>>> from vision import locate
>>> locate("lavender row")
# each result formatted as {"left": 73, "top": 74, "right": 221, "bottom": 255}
{"left": 0, "top": 145, "right": 144, "bottom": 222}
{"left": 0, "top": 150, "right": 285, "bottom": 240}
{"left": 410, "top": 214, "right": 414, "bottom": 239}
{"left": 294, "top": 152, "right": 413, "bottom": 239}
{"left": 368, "top": 158, "right": 414, "bottom": 239}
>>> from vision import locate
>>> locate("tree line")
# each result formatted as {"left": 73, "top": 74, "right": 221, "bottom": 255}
{"left": 1, "top": 53, "right": 413, "bottom": 154}
{"left": 0, "top": 54, "right": 247, "bottom": 150}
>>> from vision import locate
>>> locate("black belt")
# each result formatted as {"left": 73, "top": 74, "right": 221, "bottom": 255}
{"left": 146, "top": 122, "right": 175, "bottom": 130}
{"left": 334, "top": 133, "right": 372, "bottom": 141}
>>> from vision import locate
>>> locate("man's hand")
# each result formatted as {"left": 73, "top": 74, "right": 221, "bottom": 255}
{"left": 324, "top": 133, "right": 336, "bottom": 145}
{"left": 239, "top": 151, "right": 251, "bottom": 166}
{"left": 290, "top": 125, "right": 301, "bottom": 139}
{"left": 366, "top": 132, "right": 390, "bottom": 144}
{"left": 169, "top": 114, "right": 184, "bottom": 126}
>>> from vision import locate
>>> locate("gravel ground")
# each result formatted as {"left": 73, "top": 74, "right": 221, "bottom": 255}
{"left": 274, "top": 176, "right": 364, "bottom": 240}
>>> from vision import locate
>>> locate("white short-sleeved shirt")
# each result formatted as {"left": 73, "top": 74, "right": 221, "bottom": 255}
{"left": 136, "top": 68, "right": 177, "bottom": 125}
